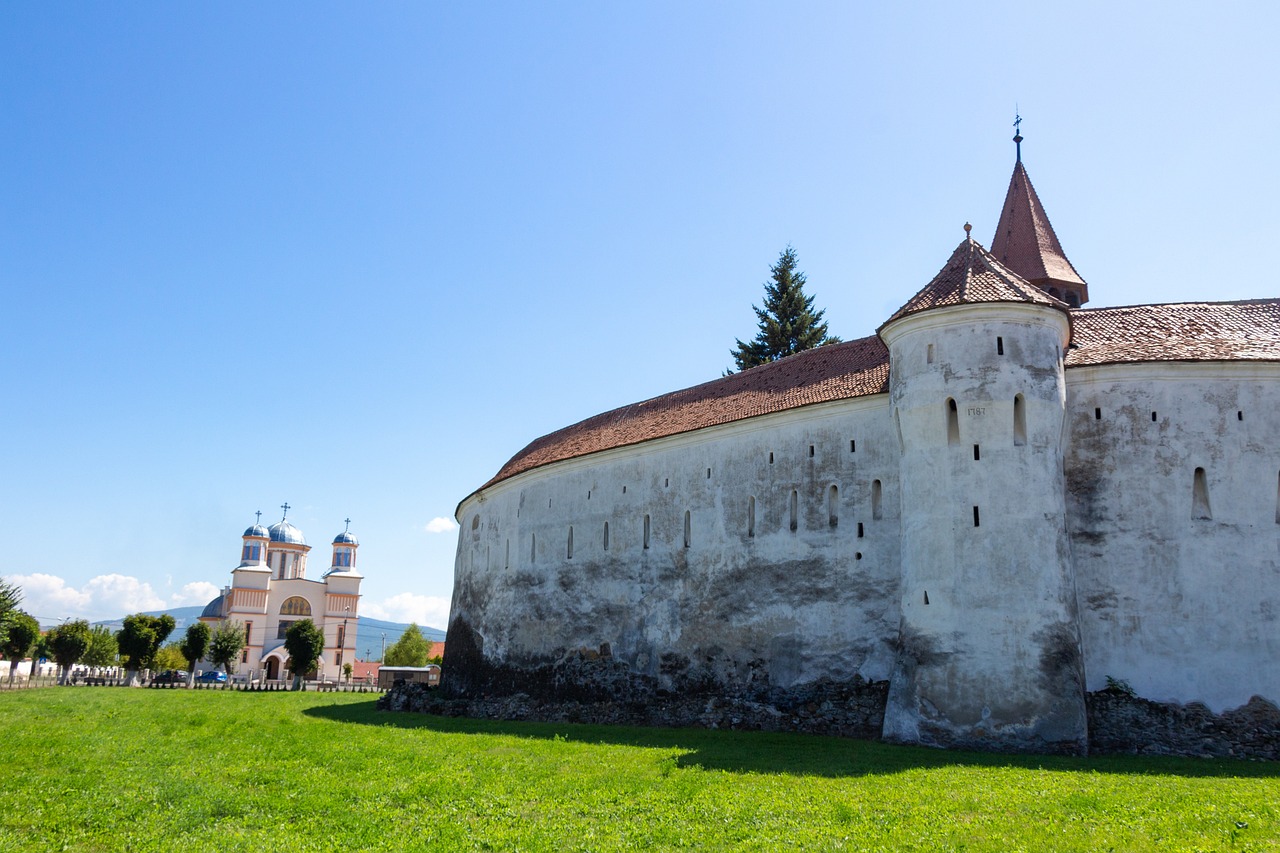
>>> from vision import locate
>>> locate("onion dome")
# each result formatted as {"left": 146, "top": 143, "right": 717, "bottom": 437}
{"left": 243, "top": 524, "right": 269, "bottom": 539}
{"left": 201, "top": 593, "right": 226, "bottom": 619}
{"left": 333, "top": 530, "right": 358, "bottom": 546}
{"left": 268, "top": 519, "right": 306, "bottom": 545}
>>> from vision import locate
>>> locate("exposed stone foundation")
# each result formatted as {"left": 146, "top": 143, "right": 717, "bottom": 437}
{"left": 1086, "top": 687, "right": 1280, "bottom": 760}
{"left": 383, "top": 647, "right": 887, "bottom": 738}
{"left": 383, "top": 651, "right": 1280, "bottom": 760}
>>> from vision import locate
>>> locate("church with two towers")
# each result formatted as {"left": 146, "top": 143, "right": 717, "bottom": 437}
{"left": 201, "top": 505, "right": 362, "bottom": 682}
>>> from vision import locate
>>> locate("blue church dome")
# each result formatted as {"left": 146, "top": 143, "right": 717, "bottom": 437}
{"left": 333, "top": 530, "right": 358, "bottom": 545}
{"left": 201, "top": 594, "right": 225, "bottom": 619}
{"left": 268, "top": 520, "right": 306, "bottom": 545}
{"left": 243, "top": 524, "right": 269, "bottom": 538}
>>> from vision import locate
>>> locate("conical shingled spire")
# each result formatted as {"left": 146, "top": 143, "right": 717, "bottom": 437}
{"left": 991, "top": 159, "right": 1089, "bottom": 306}
{"left": 880, "top": 231, "right": 1068, "bottom": 332}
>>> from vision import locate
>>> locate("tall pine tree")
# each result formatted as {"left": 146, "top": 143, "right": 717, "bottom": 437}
{"left": 728, "top": 245, "right": 839, "bottom": 373}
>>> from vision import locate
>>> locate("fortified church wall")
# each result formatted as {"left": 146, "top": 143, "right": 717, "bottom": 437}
{"left": 440, "top": 138, "right": 1280, "bottom": 756}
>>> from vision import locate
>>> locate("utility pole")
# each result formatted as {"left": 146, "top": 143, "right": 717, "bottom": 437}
{"left": 380, "top": 632, "right": 386, "bottom": 663}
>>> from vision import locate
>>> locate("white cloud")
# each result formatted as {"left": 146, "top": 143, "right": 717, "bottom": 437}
{"left": 362, "top": 592, "right": 451, "bottom": 630}
{"left": 424, "top": 517, "right": 458, "bottom": 534}
{"left": 171, "top": 581, "right": 220, "bottom": 608}
{"left": 3, "top": 572, "right": 166, "bottom": 623}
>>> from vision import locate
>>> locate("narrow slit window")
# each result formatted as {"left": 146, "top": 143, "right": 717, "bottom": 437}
{"left": 809, "top": 445, "right": 815, "bottom": 458}
{"left": 665, "top": 478, "right": 669, "bottom": 488}
{"left": 973, "top": 444, "right": 981, "bottom": 461}
{"left": 1238, "top": 410, "right": 1244, "bottom": 421}
{"left": 827, "top": 484, "right": 839, "bottom": 528}
{"left": 1095, "top": 407, "right": 1102, "bottom": 420}
{"left": 973, "top": 506, "right": 981, "bottom": 527}
{"left": 923, "top": 590, "right": 930, "bottom": 605}
{"left": 872, "top": 480, "right": 883, "bottom": 520}
{"left": 927, "top": 343, "right": 935, "bottom": 364}
{"left": 769, "top": 452, "right": 774, "bottom": 464}
{"left": 567, "top": 527, "right": 574, "bottom": 559}
{"left": 748, "top": 496, "right": 756, "bottom": 538}
{"left": 857, "top": 522, "right": 864, "bottom": 539}
{"left": 850, "top": 439, "right": 856, "bottom": 453}
{"left": 643, "top": 515, "right": 651, "bottom": 549}
{"left": 505, "top": 539, "right": 510, "bottom": 569}
{"left": 683, "top": 511, "right": 691, "bottom": 548}
{"left": 996, "top": 336, "right": 1004, "bottom": 355}
{"left": 1014, "top": 393, "right": 1027, "bottom": 446}
{"left": 789, "top": 490, "right": 799, "bottom": 532}
{"left": 587, "top": 490, "right": 591, "bottom": 500}
{"left": 1152, "top": 411, "right": 1158, "bottom": 422}
{"left": 623, "top": 485, "right": 627, "bottom": 494}
{"left": 1193, "top": 467, "right": 1212, "bottom": 520}
{"left": 531, "top": 534, "right": 536, "bottom": 563}
{"left": 603, "top": 522, "right": 610, "bottom": 550}
{"left": 707, "top": 468, "right": 712, "bottom": 479}
{"left": 947, "top": 398, "right": 960, "bottom": 446}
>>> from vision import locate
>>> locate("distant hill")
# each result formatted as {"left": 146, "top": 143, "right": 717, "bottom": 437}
{"left": 92, "top": 608, "right": 445, "bottom": 661}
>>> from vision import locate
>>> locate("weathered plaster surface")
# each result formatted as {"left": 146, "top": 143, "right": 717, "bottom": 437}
{"left": 444, "top": 307, "right": 1279, "bottom": 753}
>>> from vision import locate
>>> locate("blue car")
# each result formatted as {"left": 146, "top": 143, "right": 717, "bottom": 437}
{"left": 197, "top": 670, "right": 228, "bottom": 683}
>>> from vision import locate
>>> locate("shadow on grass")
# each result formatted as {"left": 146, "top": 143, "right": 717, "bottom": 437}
{"left": 303, "top": 699, "right": 1280, "bottom": 780}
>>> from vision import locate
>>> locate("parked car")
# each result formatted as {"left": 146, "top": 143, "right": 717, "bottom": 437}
{"left": 153, "top": 670, "right": 188, "bottom": 685}
{"left": 196, "top": 670, "right": 228, "bottom": 684}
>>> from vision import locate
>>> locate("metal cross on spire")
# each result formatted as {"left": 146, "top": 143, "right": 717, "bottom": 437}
{"left": 255, "top": 510, "right": 262, "bottom": 525}
{"left": 344, "top": 517, "right": 352, "bottom": 533}
{"left": 1013, "top": 109, "right": 1024, "bottom": 163}
{"left": 281, "top": 502, "right": 290, "bottom": 520}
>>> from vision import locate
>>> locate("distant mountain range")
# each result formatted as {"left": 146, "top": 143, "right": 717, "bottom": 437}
{"left": 90, "top": 607, "right": 445, "bottom": 661}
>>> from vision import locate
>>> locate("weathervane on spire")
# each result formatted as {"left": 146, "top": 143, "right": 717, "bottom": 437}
{"left": 1013, "top": 108, "right": 1023, "bottom": 163}
{"left": 281, "top": 502, "right": 290, "bottom": 520}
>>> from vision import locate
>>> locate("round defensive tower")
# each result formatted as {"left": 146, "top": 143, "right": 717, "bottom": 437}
{"left": 878, "top": 228, "right": 1087, "bottom": 754}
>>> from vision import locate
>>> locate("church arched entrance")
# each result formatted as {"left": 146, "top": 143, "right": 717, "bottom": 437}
{"left": 264, "top": 658, "right": 279, "bottom": 681}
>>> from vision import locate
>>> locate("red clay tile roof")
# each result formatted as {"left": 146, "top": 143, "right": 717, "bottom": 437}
{"left": 468, "top": 298, "right": 1279, "bottom": 500}
{"left": 990, "top": 161, "right": 1088, "bottom": 297}
{"left": 474, "top": 336, "right": 890, "bottom": 493}
{"left": 1066, "top": 299, "right": 1280, "bottom": 367}
{"left": 880, "top": 235, "right": 1068, "bottom": 330}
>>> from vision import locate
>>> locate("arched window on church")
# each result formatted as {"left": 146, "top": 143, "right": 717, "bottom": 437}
{"left": 1193, "top": 467, "right": 1212, "bottom": 520}
{"left": 827, "top": 484, "right": 839, "bottom": 528}
{"left": 280, "top": 596, "right": 311, "bottom": 616}
{"left": 946, "top": 398, "right": 960, "bottom": 446}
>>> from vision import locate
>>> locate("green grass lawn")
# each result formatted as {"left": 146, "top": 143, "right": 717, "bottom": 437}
{"left": 0, "top": 688, "right": 1275, "bottom": 852}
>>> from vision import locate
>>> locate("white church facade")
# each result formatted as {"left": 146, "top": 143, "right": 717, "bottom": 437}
{"left": 442, "top": 138, "right": 1280, "bottom": 754}
{"left": 201, "top": 506, "right": 362, "bottom": 682}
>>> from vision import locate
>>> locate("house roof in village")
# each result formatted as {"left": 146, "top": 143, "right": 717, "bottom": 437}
{"left": 467, "top": 296, "right": 1280, "bottom": 501}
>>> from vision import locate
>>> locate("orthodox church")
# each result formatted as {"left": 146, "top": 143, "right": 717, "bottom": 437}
{"left": 444, "top": 132, "right": 1280, "bottom": 754}
{"left": 201, "top": 505, "right": 362, "bottom": 681}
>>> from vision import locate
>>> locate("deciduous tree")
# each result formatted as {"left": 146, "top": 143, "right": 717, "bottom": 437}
{"left": 116, "top": 613, "right": 176, "bottom": 684}
{"left": 728, "top": 245, "right": 840, "bottom": 373}
{"left": 81, "top": 625, "right": 119, "bottom": 669}
{"left": 208, "top": 621, "right": 246, "bottom": 678}
{"left": 179, "top": 622, "right": 211, "bottom": 687}
{"left": 284, "top": 619, "right": 324, "bottom": 691}
{"left": 154, "top": 643, "right": 187, "bottom": 672}
{"left": 384, "top": 624, "right": 430, "bottom": 667}
{"left": 2, "top": 611, "right": 40, "bottom": 685}
{"left": 47, "top": 619, "right": 91, "bottom": 684}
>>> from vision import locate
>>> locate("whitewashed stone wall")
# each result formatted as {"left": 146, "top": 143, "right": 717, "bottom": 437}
{"left": 1064, "top": 361, "right": 1280, "bottom": 712}
{"left": 450, "top": 395, "right": 902, "bottom": 695}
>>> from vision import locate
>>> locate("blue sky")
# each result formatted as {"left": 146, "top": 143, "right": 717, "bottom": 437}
{"left": 4, "top": 3, "right": 1277, "bottom": 630}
